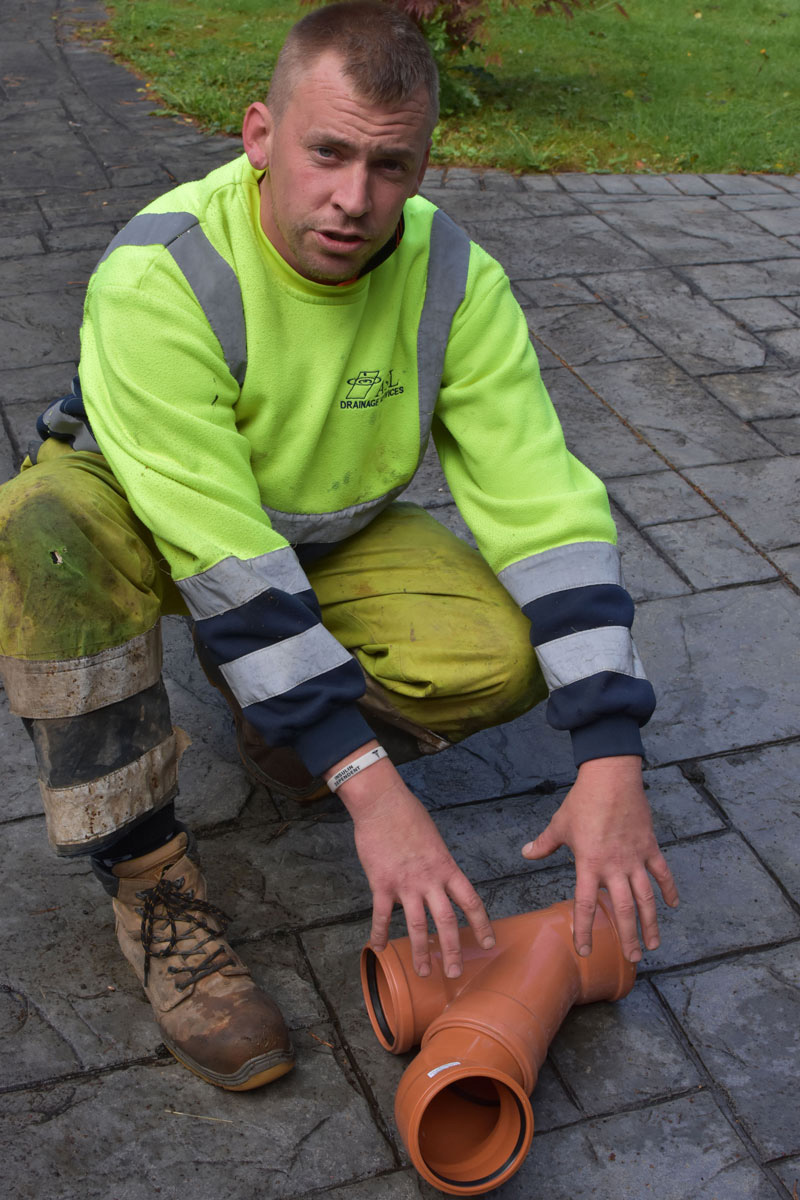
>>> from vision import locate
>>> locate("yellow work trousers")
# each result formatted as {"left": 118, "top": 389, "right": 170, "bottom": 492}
{"left": 0, "top": 439, "right": 545, "bottom": 849}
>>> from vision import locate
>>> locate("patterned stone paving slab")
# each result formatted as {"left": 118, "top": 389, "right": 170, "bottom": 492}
{"left": 633, "top": 835, "right": 800, "bottom": 971}
{"left": 38, "top": 184, "right": 171, "bottom": 228}
{"left": 682, "top": 260, "right": 800, "bottom": 299}
{"left": 463, "top": 215, "right": 655, "bottom": 280}
{"left": 656, "top": 943, "right": 800, "bottom": 1159}
{"left": 0, "top": 233, "right": 44, "bottom": 260}
{"left": 474, "top": 1092, "right": 778, "bottom": 1200}
{"left": 772, "top": 1160, "right": 800, "bottom": 1197}
{"left": 549, "top": 982, "right": 701, "bottom": 1113}
{"left": 1, "top": 250, "right": 101, "bottom": 298}
{"left": 718, "top": 297, "right": 800, "bottom": 330}
{"left": 595, "top": 196, "right": 800, "bottom": 266}
{"left": 636, "top": 584, "right": 800, "bottom": 763}
{"left": 324, "top": 1174, "right": 428, "bottom": 1199}
{"left": 0, "top": 101, "right": 108, "bottom": 196}
{"left": 0, "top": 1040, "right": 393, "bottom": 1200}
{"left": 697, "top": 742, "right": 800, "bottom": 903}
{"left": 583, "top": 269, "right": 766, "bottom": 375}
{"left": 44, "top": 222, "right": 119, "bottom": 253}
{"left": 741, "top": 207, "right": 800, "bottom": 237}
{"left": 645, "top": 515, "right": 777, "bottom": 589}
{"left": 0, "top": 360, "right": 79, "bottom": 410}
{"left": 425, "top": 188, "right": 573, "bottom": 224}
{"left": 702, "top": 175, "right": 790, "bottom": 195}
{"left": 700, "top": 369, "right": 800, "bottom": 420}
{"left": 684, "top": 458, "right": 800, "bottom": 551}
{"left": 751, "top": 415, "right": 800, "bottom": 455}
{"left": 772, "top": 545, "right": 800, "bottom": 587}
{"left": 513, "top": 276, "right": 600, "bottom": 308}
{"left": 527, "top": 304, "right": 662, "bottom": 367}
{"left": 608, "top": 470, "right": 716, "bottom": 526}
{"left": 399, "top": 705, "right": 576, "bottom": 806}
{"left": 718, "top": 193, "right": 800, "bottom": 212}
{"left": 578, "top": 358, "right": 774, "bottom": 468}
{"left": 0, "top": 690, "right": 40, "bottom": 820}
{"left": 0, "top": 290, "right": 83, "bottom": 371}
{"left": 762, "top": 327, "right": 800, "bottom": 366}
{"left": 613, "top": 504, "right": 690, "bottom": 601}
{"left": 540, "top": 366, "right": 663, "bottom": 479}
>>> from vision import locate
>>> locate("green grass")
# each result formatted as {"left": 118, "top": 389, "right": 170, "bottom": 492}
{"left": 85, "top": 0, "right": 800, "bottom": 173}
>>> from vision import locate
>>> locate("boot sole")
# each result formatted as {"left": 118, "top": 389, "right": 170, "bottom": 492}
{"left": 162, "top": 1038, "right": 295, "bottom": 1091}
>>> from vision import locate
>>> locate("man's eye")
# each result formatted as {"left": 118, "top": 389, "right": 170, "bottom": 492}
{"left": 314, "top": 146, "right": 335, "bottom": 159}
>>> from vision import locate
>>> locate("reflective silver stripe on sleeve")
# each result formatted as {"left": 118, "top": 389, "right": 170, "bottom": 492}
{"left": 40, "top": 401, "right": 102, "bottom": 455}
{"left": 263, "top": 483, "right": 407, "bottom": 544}
{"left": 417, "top": 209, "right": 471, "bottom": 455}
{"left": 219, "top": 624, "right": 354, "bottom": 707}
{"left": 95, "top": 212, "right": 247, "bottom": 386}
{"left": 176, "top": 547, "right": 312, "bottom": 621}
{"left": 498, "top": 542, "right": 623, "bottom": 608}
{"left": 535, "top": 626, "right": 647, "bottom": 693}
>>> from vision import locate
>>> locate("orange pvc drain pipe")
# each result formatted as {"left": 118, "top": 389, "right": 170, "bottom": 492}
{"left": 361, "top": 895, "right": 635, "bottom": 1195}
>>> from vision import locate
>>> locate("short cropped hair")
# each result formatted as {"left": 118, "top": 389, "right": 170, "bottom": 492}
{"left": 267, "top": 2, "right": 439, "bottom": 132}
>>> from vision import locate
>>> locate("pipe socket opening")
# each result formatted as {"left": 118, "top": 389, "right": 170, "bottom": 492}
{"left": 416, "top": 1075, "right": 532, "bottom": 1190}
{"left": 364, "top": 947, "right": 399, "bottom": 1050}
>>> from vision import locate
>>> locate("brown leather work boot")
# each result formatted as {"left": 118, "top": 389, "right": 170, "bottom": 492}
{"left": 111, "top": 832, "right": 294, "bottom": 1090}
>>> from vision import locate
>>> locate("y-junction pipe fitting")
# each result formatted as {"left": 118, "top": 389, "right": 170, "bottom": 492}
{"left": 361, "top": 896, "right": 635, "bottom": 1195}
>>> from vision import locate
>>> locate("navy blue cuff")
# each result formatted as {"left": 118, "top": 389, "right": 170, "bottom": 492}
{"left": 570, "top": 715, "right": 645, "bottom": 768}
{"left": 292, "top": 704, "right": 376, "bottom": 777}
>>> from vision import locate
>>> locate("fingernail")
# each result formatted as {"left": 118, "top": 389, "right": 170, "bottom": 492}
{"left": 446, "top": 964, "right": 462, "bottom": 979}
{"left": 578, "top": 944, "right": 591, "bottom": 957}
{"left": 522, "top": 842, "right": 533, "bottom": 854}
{"left": 630, "top": 949, "right": 642, "bottom": 963}
{"left": 417, "top": 963, "right": 430, "bottom": 978}
{"left": 481, "top": 935, "right": 496, "bottom": 949}
{"left": 647, "top": 939, "right": 660, "bottom": 950}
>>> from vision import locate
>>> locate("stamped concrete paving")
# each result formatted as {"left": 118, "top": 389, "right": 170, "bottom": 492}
{"left": 1, "top": 1, "right": 799, "bottom": 1197}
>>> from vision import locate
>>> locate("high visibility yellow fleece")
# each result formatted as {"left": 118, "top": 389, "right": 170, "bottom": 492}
{"left": 76, "top": 153, "right": 654, "bottom": 775}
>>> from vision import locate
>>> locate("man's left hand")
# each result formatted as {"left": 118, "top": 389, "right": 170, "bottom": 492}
{"left": 521, "top": 755, "right": 679, "bottom": 963}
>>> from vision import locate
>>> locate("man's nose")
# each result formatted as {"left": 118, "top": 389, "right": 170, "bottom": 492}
{"left": 333, "top": 165, "right": 372, "bottom": 219}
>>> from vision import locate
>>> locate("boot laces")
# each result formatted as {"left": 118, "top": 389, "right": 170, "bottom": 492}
{"left": 136, "top": 873, "right": 235, "bottom": 989}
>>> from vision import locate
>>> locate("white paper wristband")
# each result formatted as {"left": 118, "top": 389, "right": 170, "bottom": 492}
{"left": 327, "top": 746, "right": 388, "bottom": 792}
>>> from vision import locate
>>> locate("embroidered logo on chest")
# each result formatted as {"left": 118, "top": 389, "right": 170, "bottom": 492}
{"left": 341, "top": 369, "right": 405, "bottom": 409}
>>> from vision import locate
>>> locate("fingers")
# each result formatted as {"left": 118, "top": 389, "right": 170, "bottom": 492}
{"left": 572, "top": 877, "right": 599, "bottom": 957}
{"left": 649, "top": 850, "right": 680, "bottom": 908}
{"left": 403, "top": 895, "right": 434, "bottom": 978}
{"left": 521, "top": 821, "right": 562, "bottom": 861}
{"left": 369, "top": 893, "right": 393, "bottom": 955}
{"left": 606, "top": 878, "right": 643, "bottom": 963}
{"left": 425, "top": 892, "right": 463, "bottom": 979}
{"left": 448, "top": 873, "right": 495, "bottom": 953}
{"left": 630, "top": 868, "right": 660, "bottom": 952}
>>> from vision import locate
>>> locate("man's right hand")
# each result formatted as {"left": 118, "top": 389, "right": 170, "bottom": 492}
{"left": 325, "top": 741, "right": 495, "bottom": 978}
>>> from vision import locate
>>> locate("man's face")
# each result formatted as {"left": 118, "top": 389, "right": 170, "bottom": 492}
{"left": 243, "top": 51, "right": 432, "bottom": 283}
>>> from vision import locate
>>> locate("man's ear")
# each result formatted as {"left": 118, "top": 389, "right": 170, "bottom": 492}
{"left": 242, "top": 102, "right": 273, "bottom": 170}
{"left": 410, "top": 139, "right": 432, "bottom": 198}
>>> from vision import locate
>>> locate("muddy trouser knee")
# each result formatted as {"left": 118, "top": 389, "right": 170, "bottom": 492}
{"left": 0, "top": 439, "right": 188, "bottom": 857}
{"left": 308, "top": 502, "right": 548, "bottom": 745}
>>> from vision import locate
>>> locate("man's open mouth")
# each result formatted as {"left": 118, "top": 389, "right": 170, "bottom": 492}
{"left": 316, "top": 229, "right": 367, "bottom": 248}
